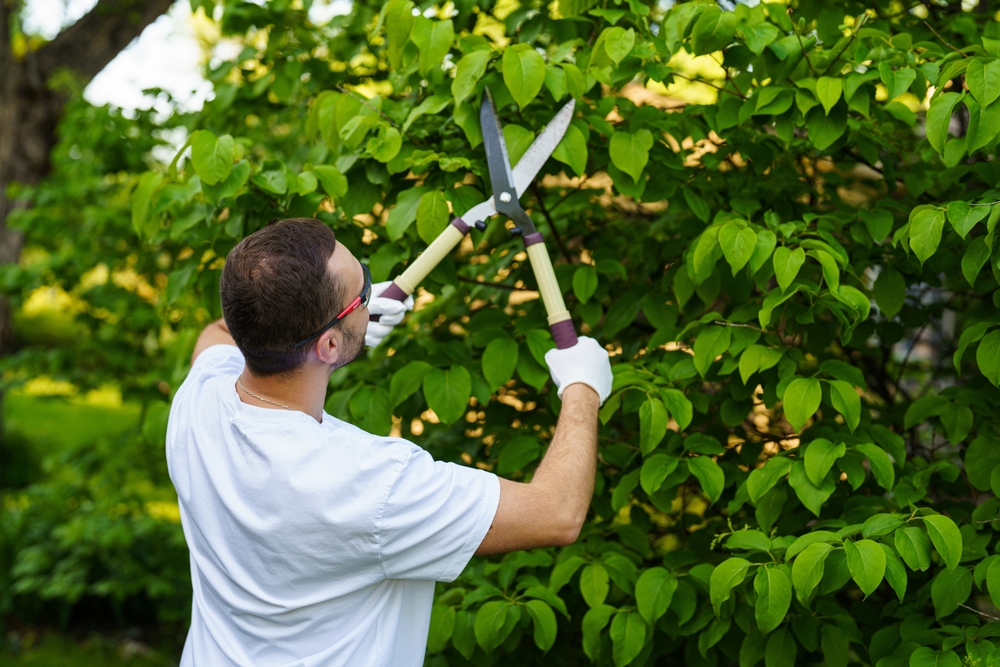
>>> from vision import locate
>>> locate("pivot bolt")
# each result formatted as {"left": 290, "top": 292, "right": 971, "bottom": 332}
{"left": 499, "top": 192, "right": 512, "bottom": 203}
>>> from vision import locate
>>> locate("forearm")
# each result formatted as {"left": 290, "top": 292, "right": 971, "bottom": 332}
{"left": 528, "top": 383, "right": 600, "bottom": 537}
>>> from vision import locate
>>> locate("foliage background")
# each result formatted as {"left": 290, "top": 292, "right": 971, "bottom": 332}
{"left": 7, "top": 0, "right": 1000, "bottom": 665}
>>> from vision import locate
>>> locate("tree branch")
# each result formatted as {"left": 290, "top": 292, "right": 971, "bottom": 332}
{"left": 36, "top": 0, "right": 175, "bottom": 81}
{"left": 531, "top": 182, "right": 573, "bottom": 265}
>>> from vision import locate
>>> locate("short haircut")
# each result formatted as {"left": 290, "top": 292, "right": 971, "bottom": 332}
{"left": 220, "top": 218, "right": 349, "bottom": 377}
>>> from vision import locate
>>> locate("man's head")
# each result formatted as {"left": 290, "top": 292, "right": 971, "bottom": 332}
{"left": 220, "top": 218, "right": 369, "bottom": 377}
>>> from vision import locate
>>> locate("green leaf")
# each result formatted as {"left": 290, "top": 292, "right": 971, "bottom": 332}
{"left": 747, "top": 456, "right": 792, "bottom": 505}
{"left": 926, "top": 92, "right": 963, "bottom": 154}
{"left": 816, "top": 77, "right": 842, "bottom": 115}
{"left": 719, "top": 224, "right": 757, "bottom": 275}
{"left": 855, "top": 444, "right": 895, "bottom": 490}
{"left": 782, "top": 378, "right": 821, "bottom": 432}
{"left": 878, "top": 64, "right": 916, "bottom": 100}
{"left": 765, "top": 629, "right": 796, "bottom": 667}
{"left": 689, "top": 456, "right": 725, "bottom": 504}
{"left": 791, "top": 542, "right": 832, "bottom": 605}
{"left": 908, "top": 647, "right": 962, "bottom": 667}
{"left": 909, "top": 208, "right": 946, "bottom": 265}
{"left": 966, "top": 58, "right": 1000, "bottom": 107}
{"left": 451, "top": 610, "right": 476, "bottom": 659}
{"left": 482, "top": 337, "right": 518, "bottom": 390}
{"left": 552, "top": 123, "right": 588, "bottom": 177}
{"left": 693, "top": 325, "right": 732, "bottom": 378}
{"left": 710, "top": 557, "right": 751, "bottom": 615}
{"left": 131, "top": 171, "right": 163, "bottom": 239}
{"left": 821, "top": 625, "right": 849, "bottom": 667}
{"left": 503, "top": 43, "right": 546, "bottom": 109}
{"left": 609, "top": 129, "right": 654, "bottom": 183}
{"left": 863, "top": 514, "right": 905, "bottom": 539}
{"left": 788, "top": 461, "right": 835, "bottom": 517}
{"left": 497, "top": 436, "right": 542, "bottom": 474}
{"left": 772, "top": 246, "right": 805, "bottom": 290}
{"left": 894, "top": 526, "right": 932, "bottom": 571}
{"left": 806, "top": 104, "right": 847, "bottom": 150}
{"left": 502, "top": 124, "right": 534, "bottom": 167}
{"left": 639, "top": 397, "right": 668, "bottom": 456}
{"left": 804, "top": 438, "right": 846, "bottom": 487}
{"left": 474, "top": 600, "right": 508, "bottom": 652}
{"left": 402, "top": 95, "right": 451, "bottom": 133}
{"left": 573, "top": 264, "right": 598, "bottom": 303}
{"left": 390, "top": 360, "right": 433, "bottom": 408}
{"left": 610, "top": 610, "right": 647, "bottom": 667}
{"left": 873, "top": 268, "right": 906, "bottom": 318}
{"left": 977, "top": 329, "right": 1000, "bottom": 386}
{"left": 931, "top": 566, "right": 972, "bottom": 618}
{"left": 411, "top": 17, "right": 454, "bottom": 76}
{"left": 860, "top": 208, "right": 893, "bottom": 243}
{"left": 580, "top": 563, "right": 610, "bottom": 607}
{"left": 190, "top": 130, "right": 234, "bottom": 186}
{"left": 661, "top": 389, "right": 693, "bottom": 431}
{"left": 881, "top": 544, "right": 907, "bottom": 602}
{"left": 524, "top": 600, "right": 557, "bottom": 652}
{"left": 416, "top": 190, "right": 450, "bottom": 244}
{"left": 691, "top": 6, "right": 737, "bottom": 55}
{"left": 427, "top": 604, "right": 456, "bottom": 653}
{"left": 422, "top": 365, "right": 471, "bottom": 425}
{"left": 967, "top": 96, "right": 1000, "bottom": 153}
{"left": 828, "top": 381, "right": 861, "bottom": 433}
{"left": 683, "top": 188, "right": 710, "bottom": 222}
{"left": 947, "top": 201, "right": 989, "bottom": 239}
{"left": 367, "top": 125, "right": 402, "bottom": 162}
{"left": 987, "top": 557, "right": 1000, "bottom": 609}
{"left": 844, "top": 539, "right": 885, "bottom": 597}
{"left": 452, "top": 50, "right": 491, "bottom": 105}
{"left": 749, "top": 229, "right": 777, "bottom": 274}
{"left": 786, "top": 531, "right": 841, "bottom": 559}
{"left": 640, "top": 454, "right": 680, "bottom": 495}
{"left": 602, "top": 26, "right": 636, "bottom": 65}
{"left": 754, "top": 566, "right": 792, "bottom": 634}
{"left": 962, "top": 236, "right": 991, "bottom": 286}
{"left": 582, "top": 604, "right": 616, "bottom": 663}
{"left": 635, "top": 567, "right": 677, "bottom": 625}
{"left": 923, "top": 514, "right": 963, "bottom": 571}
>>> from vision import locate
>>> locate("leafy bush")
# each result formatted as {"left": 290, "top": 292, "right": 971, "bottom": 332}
{"left": 12, "top": 0, "right": 1000, "bottom": 665}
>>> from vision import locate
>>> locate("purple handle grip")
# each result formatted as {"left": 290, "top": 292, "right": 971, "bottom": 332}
{"left": 551, "top": 319, "right": 578, "bottom": 350}
{"left": 369, "top": 282, "right": 410, "bottom": 322}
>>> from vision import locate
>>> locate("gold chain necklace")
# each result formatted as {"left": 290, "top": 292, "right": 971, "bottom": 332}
{"left": 237, "top": 375, "right": 293, "bottom": 411}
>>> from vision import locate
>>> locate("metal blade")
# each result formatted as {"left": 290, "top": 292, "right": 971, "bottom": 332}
{"left": 480, "top": 89, "right": 518, "bottom": 202}
{"left": 512, "top": 98, "right": 576, "bottom": 197}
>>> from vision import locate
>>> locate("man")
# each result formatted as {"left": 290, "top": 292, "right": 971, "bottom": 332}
{"left": 166, "top": 217, "right": 613, "bottom": 666}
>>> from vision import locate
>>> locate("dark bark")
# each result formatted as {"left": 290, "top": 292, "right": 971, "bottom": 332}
{"left": 0, "top": 0, "right": 175, "bottom": 433}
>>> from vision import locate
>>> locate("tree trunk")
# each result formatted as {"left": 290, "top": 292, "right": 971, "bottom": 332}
{"left": 0, "top": 0, "right": 175, "bottom": 439}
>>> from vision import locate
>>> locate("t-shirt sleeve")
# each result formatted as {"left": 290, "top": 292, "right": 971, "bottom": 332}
{"left": 188, "top": 344, "right": 244, "bottom": 382}
{"left": 378, "top": 446, "right": 500, "bottom": 582}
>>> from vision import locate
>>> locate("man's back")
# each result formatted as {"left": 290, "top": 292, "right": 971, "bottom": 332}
{"left": 166, "top": 345, "right": 499, "bottom": 666}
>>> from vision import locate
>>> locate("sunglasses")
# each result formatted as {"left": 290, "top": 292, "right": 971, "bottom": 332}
{"left": 293, "top": 263, "right": 372, "bottom": 349}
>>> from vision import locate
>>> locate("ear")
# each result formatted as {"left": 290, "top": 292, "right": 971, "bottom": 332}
{"left": 313, "top": 329, "right": 341, "bottom": 367}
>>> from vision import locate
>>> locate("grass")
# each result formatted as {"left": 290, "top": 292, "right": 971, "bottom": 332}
{"left": 0, "top": 633, "right": 176, "bottom": 667}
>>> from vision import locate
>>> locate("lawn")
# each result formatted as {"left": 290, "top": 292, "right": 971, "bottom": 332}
{"left": 0, "top": 633, "right": 176, "bottom": 667}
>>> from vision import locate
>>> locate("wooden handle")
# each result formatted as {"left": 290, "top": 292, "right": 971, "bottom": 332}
{"left": 370, "top": 219, "right": 469, "bottom": 322}
{"left": 524, "top": 235, "right": 578, "bottom": 349}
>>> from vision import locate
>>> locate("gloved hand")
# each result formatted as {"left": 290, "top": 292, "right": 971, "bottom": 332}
{"left": 365, "top": 281, "right": 415, "bottom": 348}
{"left": 544, "top": 336, "right": 613, "bottom": 405}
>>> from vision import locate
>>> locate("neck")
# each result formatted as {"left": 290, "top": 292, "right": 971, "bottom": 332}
{"left": 238, "top": 365, "right": 330, "bottom": 423}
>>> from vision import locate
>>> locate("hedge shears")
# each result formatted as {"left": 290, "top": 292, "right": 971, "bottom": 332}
{"left": 376, "top": 91, "right": 579, "bottom": 350}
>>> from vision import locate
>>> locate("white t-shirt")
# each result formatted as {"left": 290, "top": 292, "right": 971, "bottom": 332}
{"left": 166, "top": 345, "right": 500, "bottom": 667}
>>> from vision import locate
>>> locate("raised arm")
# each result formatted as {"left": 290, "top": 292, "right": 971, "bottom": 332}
{"left": 475, "top": 337, "right": 612, "bottom": 556}
{"left": 191, "top": 318, "right": 236, "bottom": 365}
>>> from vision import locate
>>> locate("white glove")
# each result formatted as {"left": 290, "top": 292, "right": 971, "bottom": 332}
{"left": 544, "top": 336, "right": 613, "bottom": 405}
{"left": 365, "top": 281, "right": 414, "bottom": 348}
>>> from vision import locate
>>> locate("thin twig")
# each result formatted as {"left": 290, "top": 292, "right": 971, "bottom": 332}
{"left": 531, "top": 183, "right": 574, "bottom": 265}
{"left": 958, "top": 603, "right": 1000, "bottom": 621}
{"left": 971, "top": 200, "right": 1000, "bottom": 206}
{"left": 796, "top": 33, "right": 818, "bottom": 76}
{"left": 924, "top": 21, "right": 968, "bottom": 57}
{"left": 671, "top": 72, "right": 746, "bottom": 100}
{"left": 892, "top": 320, "right": 929, "bottom": 400}
{"left": 712, "top": 321, "right": 768, "bottom": 333}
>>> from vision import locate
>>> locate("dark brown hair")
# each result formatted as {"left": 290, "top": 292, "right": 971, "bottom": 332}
{"left": 220, "top": 218, "right": 349, "bottom": 377}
